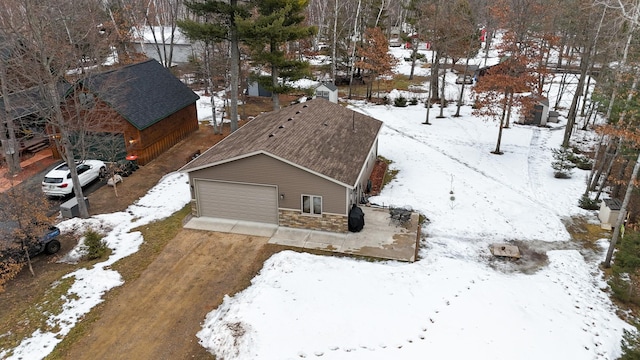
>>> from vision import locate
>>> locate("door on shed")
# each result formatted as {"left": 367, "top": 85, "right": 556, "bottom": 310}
{"left": 196, "top": 180, "right": 278, "bottom": 224}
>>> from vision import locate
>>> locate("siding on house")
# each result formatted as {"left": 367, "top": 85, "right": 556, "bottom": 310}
{"left": 182, "top": 99, "right": 383, "bottom": 187}
{"left": 131, "top": 26, "right": 195, "bottom": 64}
{"left": 188, "top": 153, "right": 348, "bottom": 215}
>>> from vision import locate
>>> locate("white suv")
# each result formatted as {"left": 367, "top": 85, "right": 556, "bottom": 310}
{"left": 41, "top": 160, "right": 106, "bottom": 197}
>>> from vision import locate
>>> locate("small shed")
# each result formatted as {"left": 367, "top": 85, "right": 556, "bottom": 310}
{"left": 519, "top": 97, "right": 550, "bottom": 126}
{"left": 315, "top": 83, "right": 338, "bottom": 103}
{"left": 247, "top": 80, "right": 272, "bottom": 97}
{"left": 548, "top": 110, "right": 560, "bottom": 123}
{"left": 599, "top": 198, "right": 622, "bottom": 230}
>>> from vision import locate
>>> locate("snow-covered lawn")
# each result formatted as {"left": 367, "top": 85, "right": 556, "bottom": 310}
{"left": 196, "top": 101, "right": 631, "bottom": 360}
{"left": 195, "top": 53, "right": 631, "bottom": 359}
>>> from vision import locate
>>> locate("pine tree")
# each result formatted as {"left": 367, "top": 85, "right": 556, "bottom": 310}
{"left": 551, "top": 147, "right": 576, "bottom": 178}
{"left": 179, "top": 0, "right": 249, "bottom": 132}
{"left": 238, "top": 0, "right": 316, "bottom": 110}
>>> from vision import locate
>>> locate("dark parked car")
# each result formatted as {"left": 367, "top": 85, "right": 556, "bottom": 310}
{"left": 32, "top": 225, "right": 62, "bottom": 255}
{"left": 0, "top": 222, "right": 61, "bottom": 259}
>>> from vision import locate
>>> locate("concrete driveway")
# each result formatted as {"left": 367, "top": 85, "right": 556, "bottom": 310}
{"left": 184, "top": 206, "right": 419, "bottom": 262}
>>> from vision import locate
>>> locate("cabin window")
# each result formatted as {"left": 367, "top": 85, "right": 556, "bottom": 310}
{"left": 317, "top": 90, "right": 329, "bottom": 99}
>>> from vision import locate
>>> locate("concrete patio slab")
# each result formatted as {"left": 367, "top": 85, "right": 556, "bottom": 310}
{"left": 184, "top": 217, "right": 236, "bottom": 232}
{"left": 184, "top": 217, "right": 278, "bottom": 237}
{"left": 184, "top": 206, "right": 420, "bottom": 262}
{"left": 231, "top": 220, "right": 278, "bottom": 237}
{"left": 271, "top": 227, "right": 311, "bottom": 243}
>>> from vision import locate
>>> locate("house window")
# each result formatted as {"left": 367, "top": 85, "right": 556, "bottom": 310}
{"left": 302, "top": 195, "right": 322, "bottom": 215}
{"left": 317, "top": 90, "right": 329, "bottom": 99}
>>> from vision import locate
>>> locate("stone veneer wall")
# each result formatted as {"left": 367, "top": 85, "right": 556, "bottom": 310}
{"left": 279, "top": 209, "right": 348, "bottom": 233}
{"left": 190, "top": 199, "right": 198, "bottom": 217}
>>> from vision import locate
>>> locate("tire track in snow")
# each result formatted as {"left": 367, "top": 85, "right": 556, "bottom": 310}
{"left": 527, "top": 128, "right": 543, "bottom": 201}
{"left": 527, "top": 128, "right": 553, "bottom": 202}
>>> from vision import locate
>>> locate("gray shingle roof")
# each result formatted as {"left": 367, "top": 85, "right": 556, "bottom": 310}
{"left": 181, "top": 99, "right": 382, "bottom": 187}
{"left": 604, "top": 198, "right": 622, "bottom": 210}
{"left": 0, "top": 81, "right": 71, "bottom": 120}
{"left": 318, "top": 82, "right": 337, "bottom": 91}
{"left": 81, "top": 59, "right": 199, "bottom": 130}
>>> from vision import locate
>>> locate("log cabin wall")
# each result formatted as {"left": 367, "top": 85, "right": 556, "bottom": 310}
{"left": 52, "top": 98, "right": 198, "bottom": 166}
{"left": 129, "top": 103, "right": 198, "bottom": 165}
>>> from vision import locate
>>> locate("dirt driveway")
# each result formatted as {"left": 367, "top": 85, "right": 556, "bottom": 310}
{"left": 59, "top": 230, "right": 283, "bottom": 359}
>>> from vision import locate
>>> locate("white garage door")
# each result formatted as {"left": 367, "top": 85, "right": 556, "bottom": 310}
{"left": 196, "top": 180, "right": 278, "bottom": 224}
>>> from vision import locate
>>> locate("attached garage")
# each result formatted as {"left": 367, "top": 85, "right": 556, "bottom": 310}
{"left": 180, "top": 99, "right": 383, "bottom": 233}
{"left": 195, "top": 180, "right": 278, "bottom": 224}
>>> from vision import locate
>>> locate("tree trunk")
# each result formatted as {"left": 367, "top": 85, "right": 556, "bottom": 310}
{"left": 348, "top": 0, "right": 362, "bottom": 99}
{"left": 505, "top": 90, "right": 513, "bottom": 128}
{"left": 590, "top": 139, "right": 616, "bottom": 191}
{"left": 229, "top": 0, "right": 239, "bottom": 132}
{"left": 454, "top": 55, "right": 471, "bottom": 117}
{"left": 271, "top": 64, "right": 280, "bottom": 110}
{"left": 0, "top": 62, "right": 22, "bottom": 174}
{"left": 483, "top": 27, "right": 492, "bottom": 67}
{"left": 22, "top": 243, "right": 35, "bottom": 276}
{"left": 423, "top": 89, "right": 432, "bottom": 125}
{"left": 211, "top": 91, "right": 220, "bottom": 134}
{"left": 204, "top": 42, "right": 220, "bottom": 134}
{"left": 594, "top": 71, "right": 640, "bottom": 196}
{"left": 63, "top": 134, "right": 90, "bottom": 218}
{"left": 580, "top": 68, "right": 593, "bottom": 117}
{"left": 409, "top": 43, "right": 418, "bottom": 80}
{"left": 594, "top": 150, "right": 617, "bottom": 202}
{"left": 331, "top": 0, "right": 338, "bottom": 82}
{"left": 492, "top": 93, "right": 508, "bottom": 155}
{"left": 562, "top": 51, "right": 590, "bottom": 148}
{"left": 604, "top": 154, "right": 640, "bottom": 268}
{"left": 613, "top": 158, "right": 630, "bottom": 199}
{"left": 581, "top": 100, "right": 596, "bottom": 130}
{"left": 553, "top": 71, "right": 568, "bottom": 110}
{"left": 585, "top": 134, "right": 605, "bottom": 196}
{"left": 431, "top": 51, "right": 440, "bottom": 102}
{"left": 437, "top": 56, "right": 447, "bottom": 118}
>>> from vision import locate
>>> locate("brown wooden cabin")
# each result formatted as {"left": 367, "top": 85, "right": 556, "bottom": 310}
{"left": 52, "top": 59, "right": 199, "bottom": 165}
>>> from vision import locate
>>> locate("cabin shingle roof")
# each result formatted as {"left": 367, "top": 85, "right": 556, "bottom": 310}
{"left": 181, "top": 99, "right": 382, "bottom": 187}
{"left": 0, "top": 81, "right": 71, "bottom": 120}
{"left": 81, "top": 59, "right": 199, "bottom": 130}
